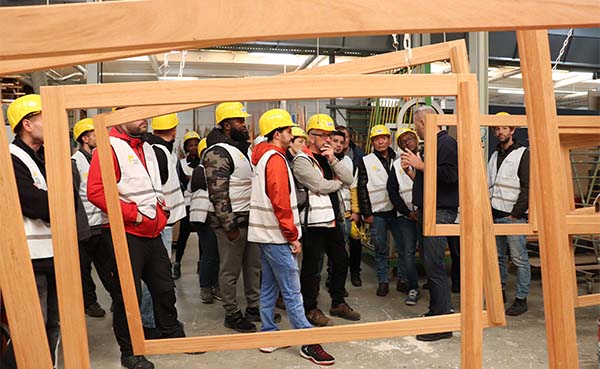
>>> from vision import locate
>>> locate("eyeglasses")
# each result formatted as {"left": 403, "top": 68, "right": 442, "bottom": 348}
{"left": 310, "top": 132, "right": 331, "bottom": 139}
{"left": 399, "top": 136, "right": 417, "bottom": 144}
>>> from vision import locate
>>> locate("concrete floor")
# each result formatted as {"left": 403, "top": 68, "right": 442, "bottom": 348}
{"left": 69, "top": 234, "right": 599, "bottom": 369}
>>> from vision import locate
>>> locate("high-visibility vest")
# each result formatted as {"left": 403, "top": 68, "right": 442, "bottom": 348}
{"left": 153, "top": 144, "right": 185, "bottom": 223}
{"left": 189, "top": 163, "right": 213, "bottom": 223}
{"left": 363, "top": 153, "right": 394, "bottom": 213}
{"left": 209, "top": 143, "right": 253, "bottom": 212}
{"left": 248, "top": 150, "right": 301, "bottom": 243}
{"left": 293, "top": 152, "right": 335, "bottom": 227}
{"left": 339, "top": 155, "right": 353, "bottom": 214}
{"left": 72, "top": 150, "right": 103, "bottom": 227}
{"left": 392, "top": 158, "right": 414, "bottom": 212}
{"left": 105, "top": 137, "right": 164, "bottom": 224}
{"left": 179, "top": 157, "right": 194, "bottom": 207}
{"left": 487, "top": 146, "right": 527, "bottom": 214}
{"left": 10, "top": 144, "right": 53, "bottom": 259}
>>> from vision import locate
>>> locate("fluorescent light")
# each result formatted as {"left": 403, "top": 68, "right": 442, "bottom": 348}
{"left": 158, "top": 76, "right": 199, "bottom": 81}
{"left": 497, "top": 89, "right": 525, "bottom": 95}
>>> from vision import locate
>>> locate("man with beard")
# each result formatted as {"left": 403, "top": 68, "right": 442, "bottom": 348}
{"left": 487, "top": 112, "right": 530, "bottom": 316}
{"left": 88, "top": 116, "right": 186, "bottom": 369}
{"left": 204, "top": 102, "right": 276, "bottom": 333}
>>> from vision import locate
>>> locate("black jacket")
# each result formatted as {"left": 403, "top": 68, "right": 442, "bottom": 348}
{"left": 356, "top": 147, "right": 397, "bottom": 218}
{"left": 146, "top": 133, "right": 174, "bottom": 185}
{"left": 490, "top": 140, "right": 530, "bottom": 219}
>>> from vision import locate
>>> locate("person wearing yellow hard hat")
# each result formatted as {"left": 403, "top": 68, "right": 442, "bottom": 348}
{"left": 387, "top": 127, "right": 421, "bottom": 306}
{"left": 292, "top": 113, "right": 360, "bottom": 326}
{"left": 287, "top": 126, "right": 308, "bottom": 159}
{"left": 203, "top": 102, "right": 261, "bottom": 332}
{"left": 489, "top": 111, "right": 531, "bottom": 317}
{"left": 357, "top": 124, "right": 406, "bottom": 299}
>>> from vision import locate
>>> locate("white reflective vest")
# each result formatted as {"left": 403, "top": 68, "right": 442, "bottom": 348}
{"left": 105, "top": 137, "right": 164, "bottom": 224}
{"left": 210, "top": 143, "right": 253, "bottom": 213}
{"left": 10, "top": 144, "right": 53, "bottom": 259}
{"left": 72, "top": 150, "right": 103, "bottom": 227}
{"left": 363, "top": 153, "right": 394, "bottom": 213}
{"left": 153, "top": 144, "right": 185, "bottom": 224}
{"left": 248, "top": 150, "right": 301, "bottom": 244}
{"left": 179, "top": 158, "right": 194, "bottom": 207}
{"left": 339, "top": 155, "right": 353, "bottom": 214}
{"left": 487, "top": 146, "right": 527, "bottom": 213}
{"left": 293, "top": 152, "right": 335, "bottom": 227}
{"left": 392, "top": 158, "right": 414, "bottom": 212}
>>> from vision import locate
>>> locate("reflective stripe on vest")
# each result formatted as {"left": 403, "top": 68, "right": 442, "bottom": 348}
{"left": 211, "top": 143, "right": 253, "bottom": 212}
{"left": 248, "top": 150, "right": 301, "bottom": 243}
{"left": 190, "top": 179, "right": 213, "bottom": 224}
{"left": 487, "top": 146, "right": 526, "bottom": 213}
{"left": 179, "top": 157, "right": 194, "bottom": 207}
{"left": 293, "top": 152, "right": 335, "bottom": 227}
{"left": 105, "top": 137, "right": 164, "bottom": 224}
{"left": 339, "top": 155, "right": 353, "bottom": 213}
{"left": 363, "top": 153, "right": 394, "bottom": 212}
{"left": 392, "top": 158, "right": 414, "bottom": 212}
{"left": 153, "top": 144, "right": 185, "bottom": 223}
{"left": 72, "top": 150, "right": 103, "bottom": 226}
{"left": 10, "top": 144, "right": 53, "bottom": 259}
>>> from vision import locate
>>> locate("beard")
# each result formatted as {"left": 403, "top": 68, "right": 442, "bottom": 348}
{"left": 231, "top": 127, "right": 250, "bottom": 142}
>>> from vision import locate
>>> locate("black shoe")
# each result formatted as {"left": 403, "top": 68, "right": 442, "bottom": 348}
{"left": 85, "top": 302, "right": 106, "bottom": 317}
{"left": 300, "top": 344, "right": 335, "bottom": 365}
{"left": 350, "top": 273, "right": 362, "bottom": 287}
{"left": 143, "top": 326, "right": 162, "bottom": 340}
{"left": 224, "top": 311, "right": 257, "bottom": 333}
{"left": 396, "top": 279, "right": 409, "bottom": 294}
{"left": 416, "top": 332, "right": 452, "bottom": 342}
{"left": 505, "top": 297, "right": 528, "bottom": 316}
{"left": 120, "top": 355, "right": 154, "bottom": 369}
{"left": 172, "top": 262, "right": 181, "bottom": 280}
{"left": 376, "top": 282, "right": 389, "bottom": 297}
{"left": 245, "top": 307, "right": 281, "bottom": 323}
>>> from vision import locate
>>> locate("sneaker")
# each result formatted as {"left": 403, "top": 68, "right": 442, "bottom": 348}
{"left": 330, "top": 302, "right": 361, "bottom": 321}
{"left": 224, "top": 311, "right": 257, "bottom": 333}
{"left": 85, "top": 302, "right": 106, "bottom": 317}
{"left": 300, "top": 344, "right": 335, "bottom": 366}
{"left": 505, "top": 297, "right": 528, "bottom": 316}
{"left": 416, "top": 332, "right": 452, "bottom": 342}
{"left": 350, "top": 273, "right": 362, "bottom": 287}
{"left": 211, "top": 286, "right": 223, "bottom": 301}
{"left": 259, "top": 346, "right": 290, "bottom": 353}
{"left": 396, "top": 279, "right": 409, "bottom": 294}
{"left": 120, "top": 355, "right": 154, "bottom": 369}
{"left": 172, "top": 262, "right": 181, "bottom": 280}
{"left": 376, "top": 282, "right": 389, "bottom": 296}
{"left": 405, "top": 289, "right": 420, "bottom": 306}
{"left": 306, "top": 308, "right": 333, "bottom": 327}
{"left": 245, "top": 307, "right": 281, "bottom": 323}
{"left": 200, "top": 288, "right": 213, "bottom": 304}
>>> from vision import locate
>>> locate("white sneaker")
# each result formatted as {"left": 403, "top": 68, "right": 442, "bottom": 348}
{"left": 259, "top": 346, "right": 290, "bottom": 353}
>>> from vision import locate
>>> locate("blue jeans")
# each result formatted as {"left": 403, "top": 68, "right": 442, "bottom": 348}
{"left": 259, "top": 243, "right": 313, "bottom": 332}
{"left": 495, "top": 216, "right": 530, "bottom": 299}
{"left": 370, "top": 215, "right": 405, "bottom": 284}
{"left": 418, "top": 208, "right": 457, "bottom": 315}
{"left": 192, "top": 221, "right": 220, "bottom": 289}
{"left": 396, "top": 216, "right": 419, "bottom": 290}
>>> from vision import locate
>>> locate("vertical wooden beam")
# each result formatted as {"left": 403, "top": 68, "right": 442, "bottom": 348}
{"left": 0, "top": 113, "right": 54, "bottom": 369}
{"left": 457, "top": 80, "right": 484, "bottom": 369}
{"left": 423, "top": 113, "right": 438, "bottom": 236}
{"left": 561, "top": 145, "right": 579, "bottom": 304}
{"left": 40, "top": 87, "right": 91, "bottom": 369}
{"left": 517, "top": 29, "right": 579, "bottom": 369}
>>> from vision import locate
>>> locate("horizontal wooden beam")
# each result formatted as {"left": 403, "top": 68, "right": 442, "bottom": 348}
{"left": 1, "top": 0, "right": 599, "bottom": 63}
{"left": 142, "top": 312, "right": 491, "bottom": 354}
{"left": 566, "top": 213, "right": 600, "bottom": 234}
{"left": 51, "top": 74, "right": 469, "bottom": 110}
{"left": 433, "top": 223, "right": 536, "bottom": 236}
{"left": 429, "top": 114, "right": 600, "bottom": 128}
{"left": 576, "top": 294, "right": 600, "bottom": 308}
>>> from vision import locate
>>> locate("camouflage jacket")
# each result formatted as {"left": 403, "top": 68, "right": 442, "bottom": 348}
{"left": 203, "top": 128, "right": 250, "bottom": 232}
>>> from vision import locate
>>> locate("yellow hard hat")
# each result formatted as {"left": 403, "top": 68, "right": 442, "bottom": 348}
{"left": 7, "top": 94, "right": 42, "bottom": 132}
{"left": 151, "top": 113, "right": 179, "bottom": 131}
{"left": 395, "top": 128, "right": 418, "bottom": 144}
{"left": 183, "top": 131, "right": 201, "bottom": 144}
{"left": 197, "top": 138, "right": 208, "bottom": 156}
{"left": 215, "top": 102, "right": 250, "bottom": 125}
{"left": 369, "top": 124, "right": 391, "bottom": 139}
{"left": 73, "top": 118, "right": 95, "bottom": 141}
{"left": 306, "top": 114, "right": 335, "bottom": 133}
{"left": 291, "top": 126, "right": 308, "bottom": 140}
{"left": 258, "top": 109, "right": 294, "bottom": 136}
{"left": 496, "top": 112, "right": 510, "bottom": 116}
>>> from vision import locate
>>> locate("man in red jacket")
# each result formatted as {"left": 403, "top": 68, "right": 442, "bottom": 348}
{"left": 87, "top": 117, "right": 185, "bottom": 369}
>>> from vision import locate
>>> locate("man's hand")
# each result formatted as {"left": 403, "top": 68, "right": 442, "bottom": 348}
{"left": 320, "top": 144, "right": 336, "bottom": 163}
{"left": 363, "top": 215, "right": 374, "bottom": 224}
{"left": 408, "top": 211, "right": 418, "bottom": 221}
{"left": 507, "top": 215, "right": 519, "bottom": 221}
{"left": 350, "top": 212, "right": 361, "bottom": 223}
{"left": 134, "top": 212, "right": 143, "bottom": 225}
{"left": 400, "top": 149, "right": 424, "bottom": 171}
{"left": 290, "top": 239, "right": 302, "bottom": 254}
{"left": 226, "top": 228, "right": 240, "bottom": 241}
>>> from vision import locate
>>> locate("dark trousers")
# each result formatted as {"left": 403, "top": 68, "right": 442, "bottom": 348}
{"left": 349, "top": 237, "right": 363, "bottom": 275}
{"left": 300, "top": 225, "right": 349, "bottom": 311}
{"left": 1, "top": 258, "right": 60, "bottom": 369}
{"left": 447, "top": 236, "right": 460, "bottom": 289}
{"left": 175, "top": 207, "right": 198, "bottom": 263}
{"left": 191, "top": 221, "right": 220, "bottom": 288}
{"left": 102, "top": 229, "right": 184, "bottom": 356}
{"left": 79, "top": 232, "right": 114, "bottom": 308}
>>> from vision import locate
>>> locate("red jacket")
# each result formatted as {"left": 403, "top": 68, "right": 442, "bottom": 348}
{"left": 251, "top": 142, "right": 298, "bottom": 243}
{"left": 87, "top": 127, "right": 167, "bottom": 238}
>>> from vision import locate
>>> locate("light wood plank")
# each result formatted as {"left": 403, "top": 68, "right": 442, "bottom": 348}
{"left": 566, "top": 214, "right": 600, "bottom": 234}
{"left": 517, "top": 29, "right": 579, "bottom": 369}
{"left": 434, "top": 223, "right": 535, "bottom": 236}
{"left": 561, "top": 145, "right": 579, "bottom": 305}
{"left": 430, "top": 114, "right": 600, "bottom": 128}
{"left": 576, "top": 294, "right": 600, "bottom": 308}
{"left": 423, "top": 115, "right": 438, "bottom": 236}
{"left": 0, "top": 110, "right": 54, "bottom": 369}
{"left": 40, "top": 88, "right": 91, "bottom": 369}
